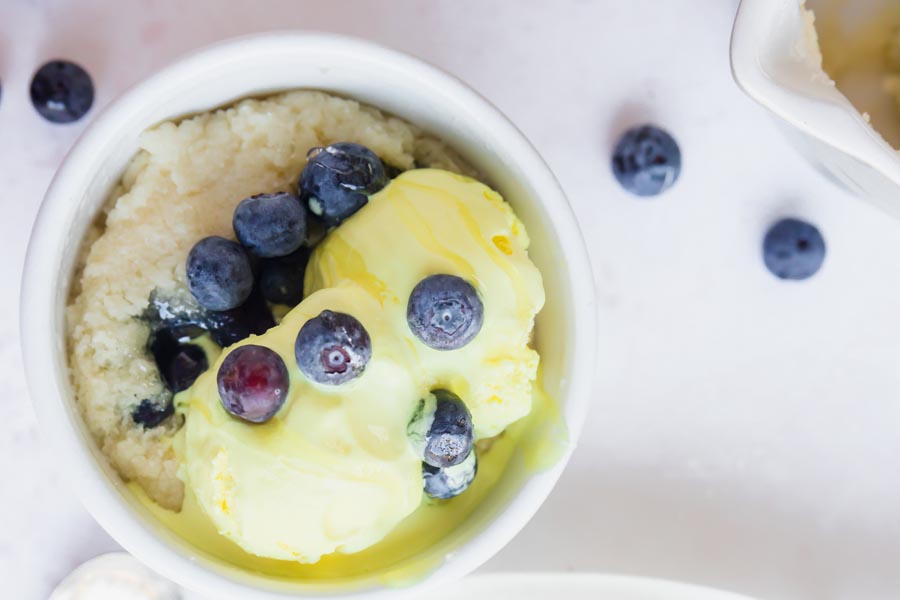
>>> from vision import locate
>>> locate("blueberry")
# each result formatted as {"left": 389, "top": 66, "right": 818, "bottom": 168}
{"left": 258, "top": 247, "right": 310, "bottom": 306}
{"left": 298, "top": 143, "right": 387, "bottom": 227}
{"left": 407, "top": 274, "right": 483, "bottom": 350}
{"left": 144, "top": 288, "right": 208, "bottom": 333}
{"left": 763, "top": 218, "right": 826, "bottom": 280}
{"left": 295, "top": 310, "right": 371, "bottom": 385}
{"left": 204, "top": 289, "right": 275, "bottom": 347}
{"left": 423, "top": 450, "right": 478, "bottom": 500}
{"left": 148, "top": 326, "right": 182, "bottom": 365}
{"left": 165, "top": 345, "right": 208, "bottom": 392}
{"left": 144, "top": 287, "right": 273, "bottom": 348}
{"left": 408, "top": 390, "right": 474, "bottom": 468}
{"left": 148, "top": 328, "right": 209, "bottom": 393}
{"left": 132, "top": 393, "right": 174, "bottom": 429}
{"left": 233, "top": 192, "right": 307, "bottom": 258}
{"left": 30, "top": 60, "right": 94, "bottom": 124}
{"left": 612, "top": 124, "right": 681, "bottom": 197}
{"left": 217, "top": 344, "right": 290, "bottom": 423}
{"left": 186, "top": 236, "right": 254, "bottom": 311}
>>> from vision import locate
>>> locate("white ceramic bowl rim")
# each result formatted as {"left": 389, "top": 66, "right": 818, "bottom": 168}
{"left": 20, "top": 32, "right": 596, "bottom": 599}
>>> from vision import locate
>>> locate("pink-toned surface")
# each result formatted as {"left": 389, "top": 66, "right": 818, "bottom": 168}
{"left": 3, "top": 1, "right": 900, "bottom": 599}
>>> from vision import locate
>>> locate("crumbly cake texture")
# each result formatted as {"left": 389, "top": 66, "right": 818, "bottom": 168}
{"left": 66, "top": 90, "right": 471, "bottom": 510}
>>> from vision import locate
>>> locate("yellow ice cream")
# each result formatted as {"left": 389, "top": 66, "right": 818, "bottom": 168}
{"left": 180, "top": 169, "right": 544, "bottom": 563}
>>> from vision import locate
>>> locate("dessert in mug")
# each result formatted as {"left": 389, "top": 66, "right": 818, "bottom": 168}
{"left": 66, "top": 90, "right": 554, "bottom": 572}
{"left": 885, "top": 30, "right": 900, "bottom": 114}
{"left": 803, "top": 1, "right": 900, "bottom": 148}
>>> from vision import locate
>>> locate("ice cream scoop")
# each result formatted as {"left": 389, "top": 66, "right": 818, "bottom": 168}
{"left": 180, "top": 169, "right": 544, "bottom": 563}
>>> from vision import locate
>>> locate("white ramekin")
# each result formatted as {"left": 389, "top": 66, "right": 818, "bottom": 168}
{"left": 19, "top": 33, "right": 596, "bottom": 599}
{"left": 730, "top": 0, "right": 900, "bottom": 217}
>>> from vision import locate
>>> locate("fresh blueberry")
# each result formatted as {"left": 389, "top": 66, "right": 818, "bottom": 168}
{"left": 144, "top": 287, "right": 273, "bottom": 348}
{"left": 295, "top": 310, "right": 371, "bottom": 385}
{"left": 148, "top": 327, "right": 208, "bottom": 393}
{"left": 148, "top": 325, "right": 182, "bottom": 367}
{"left": 408, "top": 390, "right": 474, "bottom": 468}
{"left": 204, "top": 290, "right": 276, "bottom": 347}
{"left": 217, "top": 344, "right": 290, "bottom": 423}
{"left": 144, "top": 288, "right": 208, "bottom": 333}
{"left": 131, "top": 393, "right": 174, "bottom": 429}
{"left": 258, "top": 247, "right": 310, "bottom": 306}
{"left": 186, "top": 236, "right": 254, "bottom": 311}
{"left": 763, "top": 218, "right": 826, "bottom": 280}
{"left": 233, "top": 192, "right": 307, "bottom": 258}
{"left": 407, "top": 274, "right": 483, "bottom": 350}
{"left": 423, "top": 450, "right": 478, "bottom": 500}
{"left": 30, "top": 60, "right": 94, "bottom": 124}
{"left": 165, "top": 345, "right": 208, "bottom": 392}
{"left": 298, "top": 143, "right": 387, "bottom": 227}
{"left": 612, "top": 124, "right": 681, "bottom": 197}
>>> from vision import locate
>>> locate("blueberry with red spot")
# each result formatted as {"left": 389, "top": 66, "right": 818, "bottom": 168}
{"left": 218, "top": 344, "right": 290, "bottom": 423}
{"left": 295, "top": 310, "right": 371, "bottom": 385}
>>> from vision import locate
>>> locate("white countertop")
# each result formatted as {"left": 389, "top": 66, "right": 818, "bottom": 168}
{"left": 3, "top": 1, "right": 900, "bottom": 599}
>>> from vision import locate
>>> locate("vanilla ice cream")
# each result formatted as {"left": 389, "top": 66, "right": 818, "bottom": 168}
{"left": 181, "top": 169, "right": 544, "bottom": 562}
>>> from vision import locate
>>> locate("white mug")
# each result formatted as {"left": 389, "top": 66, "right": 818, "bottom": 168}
{"left": 731, "top": 0, "right": 900, "bottom": 216}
